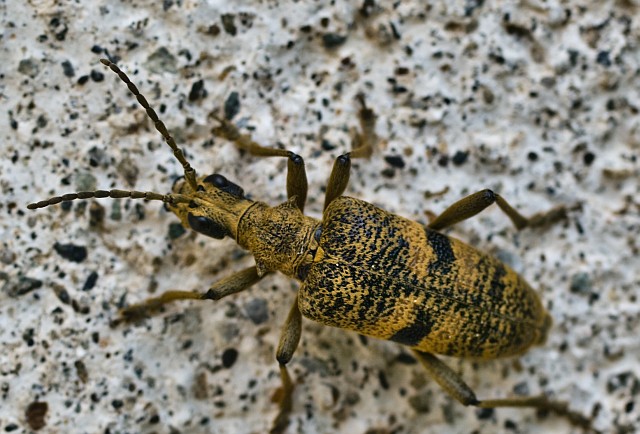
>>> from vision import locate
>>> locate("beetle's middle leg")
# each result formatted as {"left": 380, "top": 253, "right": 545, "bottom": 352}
{"left": 270, "top": 295, "right": 303, "bottom": 434}
{"left": 413, "top": 351, "right": 594, "bottom": 431}
{"left": 213, "top": 116, "right": 308, "bottom": 212}
{"left": 113, "top": 266, "right": 264, "bottom": 325}
{"left": 427, "top": 189, "right": 567, "bottom": 231}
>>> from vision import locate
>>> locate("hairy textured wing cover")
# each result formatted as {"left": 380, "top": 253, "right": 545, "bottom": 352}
{"left": 298, "top": 197, "right": 549, "bottom": 358}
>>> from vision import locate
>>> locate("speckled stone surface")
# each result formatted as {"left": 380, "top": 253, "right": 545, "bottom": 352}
{"left": 1, "top": 1, "right": 639, "bottom": 433}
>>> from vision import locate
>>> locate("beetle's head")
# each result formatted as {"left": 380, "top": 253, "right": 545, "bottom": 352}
{"left": 168, "top": 173, "right": 253, "bottom": 240}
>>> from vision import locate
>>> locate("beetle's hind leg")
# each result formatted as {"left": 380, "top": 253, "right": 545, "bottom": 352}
{"left": 270, "top": 295, "right": 303, "bottom": 434}
{"left": 212, "top": 113, "right": 308, "bottom": 212}
{"left": 427, "top": 189, "right": 568, "bottom": 231}
{"left": 413, "top": 351, "right": 596, "bottom": 432}
{"left": 113, "top": 266, "right": 264, "bottom": 325}
{"left": 323, "top": 95, "right": 377, "bottom": 210}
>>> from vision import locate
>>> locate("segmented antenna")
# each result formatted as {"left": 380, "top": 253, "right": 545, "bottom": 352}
{"left": 27, "top": 60, "right": 201, "bottom": 211}
{"left": 27, "top": 190, "right": 192, "bottom": 210}
{"left": 99, "top": 59, "right": 198, "bottom": 191}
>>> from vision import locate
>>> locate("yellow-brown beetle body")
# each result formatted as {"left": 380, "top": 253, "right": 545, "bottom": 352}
{"left": 300, "top": 196, "right": 551, "bottom": 359}
{"left": 171, "top": 174, "right": 550, "bottom": 360}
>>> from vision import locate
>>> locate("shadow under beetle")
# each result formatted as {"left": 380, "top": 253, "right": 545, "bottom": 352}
{"left": 28, "top": 59, "right": 594, "bottom": 433}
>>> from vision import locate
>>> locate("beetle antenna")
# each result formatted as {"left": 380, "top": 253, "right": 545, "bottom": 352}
{"left": 99, "top": 59, "right": 198, "bottom": 191}
{"left": 27, "top": 189, "right": 192, "bottom": 210}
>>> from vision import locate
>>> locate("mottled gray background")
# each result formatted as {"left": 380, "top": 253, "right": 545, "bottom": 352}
{"left": 1, "top": 1, "right": 639, "bottom": 433}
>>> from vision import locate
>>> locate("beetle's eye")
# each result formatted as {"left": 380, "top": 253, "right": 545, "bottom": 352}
{"left": 187, "top": 213, "right": 227, "bottom": 239}
{"left": 204, "top": 174, "right": 228, "bottom": 187}
{"left": 203, "top": 173, "right": 244, "bottom": 198}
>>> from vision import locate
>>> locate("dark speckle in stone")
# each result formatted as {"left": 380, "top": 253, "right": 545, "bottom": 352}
{"left": 322, "top": 33, "right": 347, "bottom": 49}
{"left": 476, "top": 407, "right": 494, "bottom": 420}
{"left": 321, "top": 139, "right": 336, "bottom": 151}
{"left": 61, "top": 60, "right": 75, "bottom": 77}
{"left": 381, "top": 167, "right": 395, "bottom": 178}
{"left": 224, "top": 91, "right": 240, "bottom": 120}
{"left": 384, "top": 155, "right": 405, "bottom": 169}
{"left": 18, "top": 58, "right": 40, "bottom": 78}
{"left": 451, "top": 150, "right": 469, "bottom": 166}
{"left": 54, "top": 243, "right": 87, "bottom": 263}
{"left": 221, "top": 348, "right": 239, "bottom": 368}
{"left": 90, "top": 70, "right": 104, "bottom": 82}
{"left": 82, "top": 271, "right": 99, "bottom": 291}
{"left": 570, "top": 272, "right": 592, "bottom": 294}
{"left": 221, "top": 14, "right": 237, "bottom": 36}
{"left": 168, "top": 222, "right": 187, "bottom": 239}
{"left": 188, "top": 79, "right": 207, "bottom": 102}
{"left": 4, "top": 276, "right": 43, "bottom": 297}
{"left": 244, "top": 298, "right": 268, "bottom": 324}
{"left": 437, "top": 155, "right": 449, "bottom": 167}
{"left": 596, "top": 50, "right": 611, "bottom": 67}
{"left": 25, "top": 401, "right": 48, "bottom": 430}
{"left": 408, "top": 390, "right": 431, "bottom": 413}
{"left": 583, "top": 151, "right": 595, "bottom": 166}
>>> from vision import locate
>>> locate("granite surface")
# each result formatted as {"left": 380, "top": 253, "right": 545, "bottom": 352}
{"left": 1, "top": 1, "right": 639, "bottom": 433}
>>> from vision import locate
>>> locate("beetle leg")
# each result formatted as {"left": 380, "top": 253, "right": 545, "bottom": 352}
{"left": 270, "top": 295, "right": 303, "bottom": 434}
{"left": 113, "top": 266, "right": 264, "bottom": 325}
{"left": 213, "top": 116, "right": 308, "bottom": 212}
{"left": 323, "top": 96, "right": 377, "bottom": 210}
{"left": 413, "top": 351, "right": 595, "bottom": 431}
{"left": 427, "top": 189, "right": 567, "bottom": 231}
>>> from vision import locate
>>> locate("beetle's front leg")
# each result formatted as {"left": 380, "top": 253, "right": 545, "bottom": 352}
{"left": 427, "top": 189, "right": 568, "bottom": 231}
{"left": 113, "top": 266, "right": 264, "bottom": 325}
{"left": 270, "top": 295, "right": 302, "bottom": 434}
{"left": 413, "top": 351, "right": 596, "bottom": 432}
{"left": 323, "top": 96, "right": 376, "bottom": 210}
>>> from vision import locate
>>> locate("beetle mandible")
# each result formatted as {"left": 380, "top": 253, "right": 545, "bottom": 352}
{"left": 28, "top": 59, "right": 593, "bottom": 433}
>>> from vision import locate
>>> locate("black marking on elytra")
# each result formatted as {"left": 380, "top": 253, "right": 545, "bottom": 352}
{"left": 203, "top": 173, "right": 244, "bottom": 198}
{"left": 390, "top": 317, "right": 436, "bottom": 347}
{"left": 425, "top": 228, "right": 456, "bottom": 276}
{"left": 396, "top": 285, "right": 443, "bottom": 347}
{"left": 187, "top": 213, "right": 227, "bottom": 239}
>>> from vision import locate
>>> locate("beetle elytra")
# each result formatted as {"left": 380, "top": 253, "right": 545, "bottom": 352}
{"left": 28, "top": 59, "right": 594, "bottom": 433}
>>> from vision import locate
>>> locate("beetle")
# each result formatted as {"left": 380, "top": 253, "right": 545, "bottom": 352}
{"left": 28, "top": 59, "right": 593, "bottom": 433}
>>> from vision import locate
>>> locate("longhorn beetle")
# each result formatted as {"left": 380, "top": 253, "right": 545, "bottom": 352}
{"left": 28, "top": 59, "right": 593, "bottom": 433}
